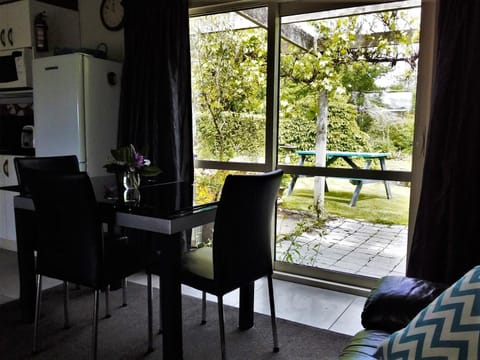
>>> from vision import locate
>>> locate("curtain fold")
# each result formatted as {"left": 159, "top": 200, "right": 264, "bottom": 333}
{"left": 117, "top": 0, "right": 193, "bottom": 252}
{"left": 407, "top": 0, "right": 480, "bottom": 284}
{"left": 118, "top": 0, "right": 193, "bottom": 186}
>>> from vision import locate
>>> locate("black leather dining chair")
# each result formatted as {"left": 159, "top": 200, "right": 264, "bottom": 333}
{"left": 14, "top": 155, "right": 82, "bottom": 325}
{"left": 14, "top": 155, "right": 131, "bottom": 317}
{"left": 147, "top": 169, "right": 283, "bottom": 360}
{"left": 14, "top": 155, "right": 80, "bottom": 195}
{"left": 27, "top": 172, "right": 149, "bottom": 359}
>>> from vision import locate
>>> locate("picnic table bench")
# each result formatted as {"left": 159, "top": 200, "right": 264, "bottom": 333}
{"left": 286, "top": 150, "right": 392, "bottom": 207}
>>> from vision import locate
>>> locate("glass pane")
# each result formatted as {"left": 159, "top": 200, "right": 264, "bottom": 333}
{"left": 278, "top": 8, "right": 419, "bottom": 170}
{"left": 192, "top": 168, "right": 260, "bottom": 249}
{"left": 276, "top": 5, "right": 420, "bottom": 282}
{"left": 190, "top": 9, "right": 268, "bottom": 163}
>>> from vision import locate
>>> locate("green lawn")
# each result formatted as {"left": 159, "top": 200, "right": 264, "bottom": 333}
{"left": 280, "top": 176, "right": 410, "bottom": 225}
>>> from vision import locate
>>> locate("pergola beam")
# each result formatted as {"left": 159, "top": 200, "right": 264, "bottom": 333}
{"left": 239, "top": 7, "right": 419, "bottom": 53}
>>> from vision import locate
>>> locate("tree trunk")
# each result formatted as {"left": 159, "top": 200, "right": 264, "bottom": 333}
{"left": 314, "top": 90, "right": 328, "bottom": 215}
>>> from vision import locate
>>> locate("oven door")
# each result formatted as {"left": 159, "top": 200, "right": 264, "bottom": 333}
{"left": 0, "top": 103, "right": 34, "bottom": 155}
{"left": 0, "top": 113, "right": 19, "bottom": 153}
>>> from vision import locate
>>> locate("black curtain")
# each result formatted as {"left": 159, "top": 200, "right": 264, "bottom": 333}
{"left": 117, "top": 0, "right": 193, "bottom": 253}
{"left": 118, "top": 0, "right": 193, "bottom": 187}
{"left": 407, "top": 0, "right": 480, "bottom": 284}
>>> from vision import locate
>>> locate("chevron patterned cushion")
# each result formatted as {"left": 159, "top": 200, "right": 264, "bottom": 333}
{"left": 375, "top": 266, "right": 480, "bottom": 359}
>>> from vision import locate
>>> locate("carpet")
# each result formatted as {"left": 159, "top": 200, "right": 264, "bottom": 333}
{"left": 0, "top": 282, "right": 352, "bottom": 359}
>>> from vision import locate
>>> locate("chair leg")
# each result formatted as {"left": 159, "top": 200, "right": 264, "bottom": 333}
{"left": 105, "top": 285, "right": 111, "bottom": 318}
{"left": 217, "top": 296, "right": 226, "bottom": 360}
{"left": 63, "top": 281, "right": 70, "bottom": 329}
{"left": 147, "top": 273, "right": 153, "bottom": 353}
{"left": 32, "top": 274, "right": 43, "bottom": 354}
{"left": 201, "top": 291, "right": 207, "bottom": 325}
{"left": 122, "top": 278, "right": 128, "bottom": 307}
{"left": 92, "top": 289, "right": 100, "bottom": 360}
{"left": 158, "top": 276, "right": 163, "bottom": 334}
{"left": 267, "top": 275, "right": 279, "bottom": 352}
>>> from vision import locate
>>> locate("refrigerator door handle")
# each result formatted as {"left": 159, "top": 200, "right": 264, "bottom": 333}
{"left": 3, "top": 158, "right": 9, "bottom": 177}
{"left": 107, "top": 72, "right": 118, "bottom": 85}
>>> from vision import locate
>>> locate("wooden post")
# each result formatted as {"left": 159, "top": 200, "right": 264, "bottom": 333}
{"left": 314, "top": 90, "right": 328, "bottom": 214}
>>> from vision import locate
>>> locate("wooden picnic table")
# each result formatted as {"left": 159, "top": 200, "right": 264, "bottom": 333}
{"left": 286, "top": 150, "right": 392, "bottom": 206}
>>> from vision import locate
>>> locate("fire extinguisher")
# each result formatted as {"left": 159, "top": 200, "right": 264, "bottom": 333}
{"left": 34, "top": 12, "right": 48, "bottom": 52}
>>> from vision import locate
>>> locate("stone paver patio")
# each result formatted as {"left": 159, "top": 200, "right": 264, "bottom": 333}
{"left": 276, "top": 209, "right": 407, "bottom": 279}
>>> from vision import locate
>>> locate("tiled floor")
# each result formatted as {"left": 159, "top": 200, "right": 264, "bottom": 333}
{"left": 277, "top": 212, "right": 408, "bottom": 278}
{"left": 0, "top": 248, "right": 365, "bottom": 336}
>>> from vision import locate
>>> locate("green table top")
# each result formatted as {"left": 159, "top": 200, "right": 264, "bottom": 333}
{"left": 296, "top": 150, "right": 390, "bottom": 159}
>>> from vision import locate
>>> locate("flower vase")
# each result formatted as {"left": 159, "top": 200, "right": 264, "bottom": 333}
{"left": 122, "top": 170, "right": 141, "bottom": 203}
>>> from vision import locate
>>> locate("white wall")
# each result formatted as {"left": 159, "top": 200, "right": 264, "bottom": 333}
{"left": 78, "top": 0, "right": 124, "bottom": 62}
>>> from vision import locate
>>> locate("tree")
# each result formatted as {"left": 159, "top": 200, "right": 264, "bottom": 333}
{"left": 191, "top": 8, "right": 420, "bottom": 207}
{"left": 279, "top": 10, "right": 419, "bottom": 213}
{"left": 191, "top": 17, "right": 267, "bottom": 162}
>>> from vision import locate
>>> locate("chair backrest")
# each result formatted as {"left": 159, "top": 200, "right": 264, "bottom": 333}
{"left": 27, "top": 172, "right": 104, "bottom": 287}
{"left": 212, "top": 169, "right": 283, "bottom": 292}
{"left": 14, "top": 155, "right": 80, "bottom": 195}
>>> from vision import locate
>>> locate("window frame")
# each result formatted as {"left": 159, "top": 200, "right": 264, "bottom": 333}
{"left": 189, "top": 0, "right": 437, "bottom": 293}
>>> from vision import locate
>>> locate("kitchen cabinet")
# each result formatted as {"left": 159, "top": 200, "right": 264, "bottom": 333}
{"left": 0, "top": 155, "right": 21, "bottom": 250}
{"left": 0, "top": 0, "right": 80, "bottom": 55}
{"left": 0, "top": 0, "right": 31, "bottom": 50}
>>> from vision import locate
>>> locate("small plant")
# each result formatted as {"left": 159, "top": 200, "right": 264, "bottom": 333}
{"left": 104, "top": 144, "right": 162, "bottom": 177}
{"left": 277, "top": 212, "right": 329, "bottom": 264}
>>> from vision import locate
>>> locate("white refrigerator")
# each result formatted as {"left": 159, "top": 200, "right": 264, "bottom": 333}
{"left": 33, "top": 53, "right": 122, "bottom": 176}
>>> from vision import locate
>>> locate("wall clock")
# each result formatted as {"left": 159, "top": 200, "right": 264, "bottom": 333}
{"left": 100, "top": 0, "right": 124, "bottom": 31}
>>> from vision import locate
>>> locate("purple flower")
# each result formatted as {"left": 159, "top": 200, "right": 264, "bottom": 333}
{"left": 133, "top": 152, "right": 145, "bottom": 169}
{"left": 104, "top": 144, "right": 162, "bottom": 176}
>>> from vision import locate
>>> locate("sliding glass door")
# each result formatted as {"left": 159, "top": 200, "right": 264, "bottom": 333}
{"left": 275, "top": 2, "right": 420, "bottom": 290}
{"left": 189, "top": 0, "right": 430, "bottom": 293}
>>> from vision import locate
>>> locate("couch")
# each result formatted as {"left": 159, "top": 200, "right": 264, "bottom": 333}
{"left": 339, "top": 275, "right": 449, "bottom": 359}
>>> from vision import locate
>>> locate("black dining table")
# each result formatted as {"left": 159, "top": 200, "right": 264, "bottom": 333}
{"left": 3, "top": 175, "right": 256, "bottom": 360}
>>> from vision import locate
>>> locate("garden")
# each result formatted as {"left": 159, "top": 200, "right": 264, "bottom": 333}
{"left": 190, "top": 6, "right": 419, "bottom": 268}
